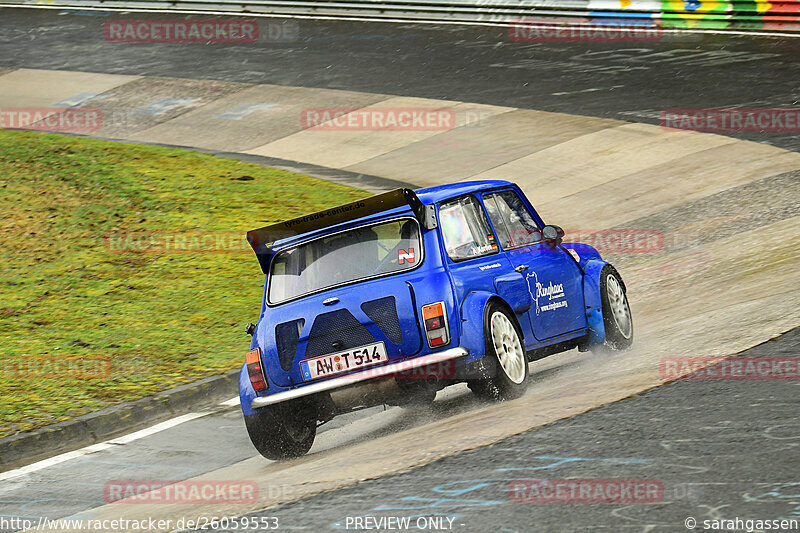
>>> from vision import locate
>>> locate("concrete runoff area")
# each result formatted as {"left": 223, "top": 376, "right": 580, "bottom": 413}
{"left": 77, "top": 77, "right": 252, "bottom": 139}
{"left": 532, "top": 137, "right": 800, "bottom": 229}
{"left": 472, "top": 123, "right": 740, "bottom": 199}
{"left": 245, "top": 98, "right": 512, "bottom": 169}
{"left": 345, "top": 110, "right": 618, "bottom": 187}
{"left": 126, "top": 84, "right": 389, "bottom": 152}
{"left": 0, "top": 69, "right": 138, "bottom": 109}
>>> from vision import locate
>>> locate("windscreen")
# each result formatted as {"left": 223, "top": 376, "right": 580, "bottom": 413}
{"left": 268, "top": 219, "right": 421, "bottom": 304}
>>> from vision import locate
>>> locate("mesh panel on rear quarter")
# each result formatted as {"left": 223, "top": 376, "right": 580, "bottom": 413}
{"left": 305, "top": 309, "right": 375, "bottom": 358}
{"left": 275, "top": 318, "right": 304, "bottom": 371}
{"left": 361, "top": 296, "right": 403, "bottom": 345}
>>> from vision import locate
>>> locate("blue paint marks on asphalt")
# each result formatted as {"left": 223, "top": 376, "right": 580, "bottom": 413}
{"left": 744, "top": 482, "right": 800, "bottom": 502}
{"left": 327, "top": 456, "right": 656, "bottom": 529}
{"left": 495, "top": 456, "right": 653, "bottom": 471}
{"left": 431, "top": 457, "right": 654, "bottom": 496}
{"left": 214, "top": 103, "right": 279, "bottom": 120}
{"left": 375, "top": 496, "right": 502, "bottom": 510}
{"left": 137, "top": 98, "right": 202, "bottom": 116}
{"left": 53, "top": 92, "right": 99, "bottom": 108}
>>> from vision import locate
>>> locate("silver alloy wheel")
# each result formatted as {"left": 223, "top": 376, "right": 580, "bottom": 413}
{"left": 606, "top": 274, "right": 632, "bottom": 339}
{"left": 490, "top": 311, "right": 527, "bottom": 384}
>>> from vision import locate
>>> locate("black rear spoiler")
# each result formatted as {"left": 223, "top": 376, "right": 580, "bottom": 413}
{"left": 246, "top": 188, "right": 436, "bottom": 274}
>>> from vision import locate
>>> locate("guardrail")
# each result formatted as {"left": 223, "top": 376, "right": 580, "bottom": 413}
{"left": 4, "top": 0, "right": 800, "bottom": 32}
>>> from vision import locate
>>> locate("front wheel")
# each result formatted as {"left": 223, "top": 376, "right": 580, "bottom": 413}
{"left": 599, "top": 266, "right": 634, "bottom": 351}
{"left": 244, "top": 400, "right": 317, "bottom": 460}
{"left": 468, "top": 302, "right": 529, "bottom": 401}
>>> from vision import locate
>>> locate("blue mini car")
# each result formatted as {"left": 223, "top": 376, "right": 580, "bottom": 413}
{"left": 240, "top": 180, "right": 633, "bottom": 459}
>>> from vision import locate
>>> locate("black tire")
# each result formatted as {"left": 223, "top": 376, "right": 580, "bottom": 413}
{"left": 468, "top": 301, "right": 529, "bottom": 401}
{"left": 244, "top": 400, "right": 317, "bottom": 460}
{"left": 599, "top": 265, "right": 634, "bottom": 351}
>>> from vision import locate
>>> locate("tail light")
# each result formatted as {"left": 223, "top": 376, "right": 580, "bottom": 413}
{"left": 246, "top": 348, "right": 268, "bottom": 392}
{"left": 422, "top": 302, "right": 450, "bottom": 348}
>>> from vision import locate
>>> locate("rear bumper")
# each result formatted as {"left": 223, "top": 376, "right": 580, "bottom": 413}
{"left": 251, "top": 347, "right": 468, "bottom": 409}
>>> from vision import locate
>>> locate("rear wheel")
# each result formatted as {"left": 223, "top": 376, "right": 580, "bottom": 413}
{"left": 244, "top": 400, "right": 317, "bottom": 460}
{"left": 599, "top": 266, "right": 633, "bottom": 351}
{"left": 469, "top": 302, "right": 529, "bottom": 401}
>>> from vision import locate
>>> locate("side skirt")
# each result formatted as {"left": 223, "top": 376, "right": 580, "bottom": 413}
{"left": 525, "top": 330, "right": 590, "bottom": 362}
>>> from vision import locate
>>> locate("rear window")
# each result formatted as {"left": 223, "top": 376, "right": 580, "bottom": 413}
{"left": 268, "top": 218, "right": 421, "bottom": 304}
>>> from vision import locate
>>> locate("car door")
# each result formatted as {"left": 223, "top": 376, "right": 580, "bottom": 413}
{"left": 438, "top": 194, "right": 536, "bottom": 345}
{"left": 482, "top": 189, "right": 587, "bottom": 341}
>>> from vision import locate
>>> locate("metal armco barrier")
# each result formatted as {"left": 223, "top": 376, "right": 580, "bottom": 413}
{"left": 4, "top": 0, "right": 799, "bottom": 31}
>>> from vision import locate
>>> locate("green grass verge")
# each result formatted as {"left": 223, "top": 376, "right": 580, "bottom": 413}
{"left": 0, "top": 130, "right": 367, "bottom": 438}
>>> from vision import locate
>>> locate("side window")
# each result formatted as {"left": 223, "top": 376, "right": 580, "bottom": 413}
{"left": 439, "top": 195, "right": 498, "bottom": 262}
{"left": 484, "top": 191, "right": 542, "bottom": 249}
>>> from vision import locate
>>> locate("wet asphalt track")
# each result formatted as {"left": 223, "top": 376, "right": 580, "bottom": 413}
{"left": 196, "top": 328, "right": 800, "bottom": 533}
{"left": 1, "top": 9, "right": 800, "bottom": 151}
{"left": 0, "top": 381, "right": 498, "bottom": 530}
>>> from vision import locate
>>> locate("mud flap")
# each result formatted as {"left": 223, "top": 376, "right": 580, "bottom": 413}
{"left": 459, "top": 291, "right": 496, "bottom": 365}
{"left": 581, "top": 259, "right": 608, "bottom": 348}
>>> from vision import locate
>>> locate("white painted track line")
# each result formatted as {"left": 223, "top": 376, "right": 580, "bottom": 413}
{"left": 104, "top": 412, "right": 208, "bottom": 446}
{"left": 0, "top": 397, "right": 241, "bottom": 482}
{"left": 0, "top": 443, "right": 115, "bottom": 482}
{"left": 220, "top": 396, "right": 241, "bottom": 407}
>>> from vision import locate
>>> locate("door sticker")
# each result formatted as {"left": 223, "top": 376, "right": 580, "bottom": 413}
{"left": 526, "top": 271, "right": 568, "bottom": 315}
{"left": 567, "top": 248, "right": 580, "bottom": 262}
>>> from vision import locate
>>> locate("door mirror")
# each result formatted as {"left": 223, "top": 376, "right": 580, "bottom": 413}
{"left": 542, "top": 225, "right": 564, "bottom": 247}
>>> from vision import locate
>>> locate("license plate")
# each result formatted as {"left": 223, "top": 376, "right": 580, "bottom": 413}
{"left": 300, "top": 342, "right": 388, "bottom": 381}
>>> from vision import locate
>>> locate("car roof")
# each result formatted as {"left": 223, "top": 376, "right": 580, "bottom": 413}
{"left": 263, "top": 180, "right": 515, "bottom": 256}
{"left": 414, "top": 180, "right": 514, "bottom": 204}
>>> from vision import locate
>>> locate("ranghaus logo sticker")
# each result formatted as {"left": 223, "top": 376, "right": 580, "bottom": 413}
{"left": 526, "top": 271, "right": 567, "bottom": 315}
